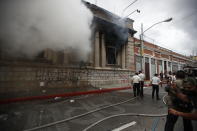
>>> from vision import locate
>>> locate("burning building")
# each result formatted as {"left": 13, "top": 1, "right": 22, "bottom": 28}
{"left": 43, "top": 2, "right": 137, "bottom": 69}
{"left": 0, "top": 1, "right": 136, "bottom": 97}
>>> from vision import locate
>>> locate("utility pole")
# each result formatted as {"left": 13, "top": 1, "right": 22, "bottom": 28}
{"left": 140, "top": 23, "right": 144, "bottom": 71}
{"left": 139, "top": 18, "right": 172, "bottom": 72}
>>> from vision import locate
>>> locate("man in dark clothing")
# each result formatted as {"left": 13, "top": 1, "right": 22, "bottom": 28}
{"left": 131, "top": 73, "right": 141, "bottom": 97}
{"left": 151, "top": 74, "right": 161, "bottom": 100}
{"left": 168, "top": 76, "right": 197, "bottom": 120}
{"left": 165, "top": 70, "right": 196, "bottom": 131}
{"left": 139, "top": 71, "right": 145, "bottom": 97}
{"left": 169, "top": 95, "right": 197, "bottom": 120}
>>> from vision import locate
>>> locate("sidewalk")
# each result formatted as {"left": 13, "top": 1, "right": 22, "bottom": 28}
{"left": 98, "top": 80, "right": 152, "bottom": 89}
{"left": 0, "top": 80, "right": 155, "bottom": 104}
{"left": 98, "top": 83, "right": 131, "bottom": 89}
{"left": 0, "top": 83, "right": 131, "bottom": 104}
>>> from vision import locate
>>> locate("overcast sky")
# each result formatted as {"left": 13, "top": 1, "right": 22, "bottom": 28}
{"left": 86, "top": 0, "right": 197, "bottom": 56}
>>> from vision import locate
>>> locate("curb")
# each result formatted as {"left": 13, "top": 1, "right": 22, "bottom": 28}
{"left": 0, "top": 86, "right": 131, "bottom": 104}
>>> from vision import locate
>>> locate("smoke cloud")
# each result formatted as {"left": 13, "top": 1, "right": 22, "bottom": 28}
{"left": 0, "top": 0, "right": 93, "bottom": 60}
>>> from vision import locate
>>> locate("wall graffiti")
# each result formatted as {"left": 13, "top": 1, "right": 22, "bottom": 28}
{"left": 0, "top": 66, "right": 132, "bottom": 87}
{"left": 34, "top": 68, "right": 131, "bottom": 82}
{"left": 36, "top": 68, "right": 81, "bottom": 82}
{"left": 0, "top": 64, "right": 134, "bottom": 92}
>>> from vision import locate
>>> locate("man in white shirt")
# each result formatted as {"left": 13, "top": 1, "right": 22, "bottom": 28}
{"left": 171, "top": 72, "right": 176, "bottom": 84}
{"left": 138, "top": 71, "right": 145, "bottom": 97}
{"left": 131, "top": 72, "right": 141, "bottom": 97}
{"left": 151, "top": 73, "right": 161, "bottom": 100}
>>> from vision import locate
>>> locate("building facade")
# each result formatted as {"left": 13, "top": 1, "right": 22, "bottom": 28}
{"left": 134, "top": 38, "right": 193, "bottom": 80}
{"left": 0, "top": 2, "right": 137, "bottom": 95}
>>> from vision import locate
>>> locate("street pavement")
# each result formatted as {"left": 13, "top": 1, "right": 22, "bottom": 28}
{"left": 0, "top": 85, "right": 196, "bottom": 131}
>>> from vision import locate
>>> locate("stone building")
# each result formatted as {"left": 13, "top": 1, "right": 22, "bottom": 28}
{"left": 43, "top": 2, "right": 136, "bottom": 70}
{"left": 0, "top": 2, "right": 136, "bottom": 96}
{"left": 134, "top": 38, "right": 193, "bottom": 80}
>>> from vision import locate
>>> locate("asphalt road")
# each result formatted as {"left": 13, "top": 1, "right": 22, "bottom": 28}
{"left": 0, "top": 86, "right": 196, "bottom": 131}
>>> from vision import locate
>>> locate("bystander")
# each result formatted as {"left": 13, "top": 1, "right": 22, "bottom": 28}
{"left": 138, "top": 71, "right": 145, "bottom": 97}
{"left": 151, "top": 74, "right": 161, "bottom": 100}
{"left": 131, "top": 72, "right": 141, "bottom": 97}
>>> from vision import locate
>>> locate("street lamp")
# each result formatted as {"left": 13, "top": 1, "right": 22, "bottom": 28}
{"left": 121, "top": 0, "right": 138, "bottom": 17}
{"left": 142, "top": 18, "right": 173, "bottom": 34}
{"left": 123, "top": 9, "right": 140, "bottom": 18}
{"left": 139, "top": 17, "right": 173, "bottom": 71}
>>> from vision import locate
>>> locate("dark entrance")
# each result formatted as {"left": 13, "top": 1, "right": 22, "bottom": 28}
{"left": 145, "top": 57, "right": 150, "bottom": 80}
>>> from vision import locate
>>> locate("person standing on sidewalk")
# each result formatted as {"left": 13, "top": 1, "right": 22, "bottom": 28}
{"left": 138, "top": 71, "right": 145, "bottom": 97}
{"left": 131, "top": 72, "right": 141, "bottom": 97}
{"left": 167, "top": 71, "right": 173, "bottom": 85}
{"left": 172, "top": 72, "right": 176, "bottom": 84}
{"left": 151, "top": 74, "right": 161, "bottom": 100}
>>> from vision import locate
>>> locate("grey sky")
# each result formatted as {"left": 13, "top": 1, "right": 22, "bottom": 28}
{"left": 86, "top": 0, "right": 197, "bottom": 56}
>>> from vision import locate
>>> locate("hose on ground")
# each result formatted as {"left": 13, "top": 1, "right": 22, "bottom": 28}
{"left": 24, "top": 97, "right": 137, "bottom": 131}
{"left": 162, "top": 94, "right": 168, "bottom": 105}
{"left": 82, "top": 113, "right": 167, "bottom": 131}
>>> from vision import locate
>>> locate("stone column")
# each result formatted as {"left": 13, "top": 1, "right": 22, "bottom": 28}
{"left": 94, "top": 32, "right": 100, "bottom": 67}
{"left": 117, "top": 51, "right": 121, "bottom": 66}
{"left": 101, "top": 33, "right": 106, "bottom": 67}
{"left": 122, "top": 44, "right": 126, "bottom": 69}
{"left": 155, "top": 59, "right": 158, "bottom": 74}
{"left": 169, "top": 61, "right": 172, "bottom": 72}
{"left": 166, "top": 61, "right": 169, "bottom": 72}
{"left": 86, "top": 38, "right": 94, "bottom": 66}
{"left": 178, "top": 62, "right": 181, "bottom": 70}
{"left": 162, "top": 60, "right": 165, "bottom": 73}
{"left": 126, "top": 36, "right": 135, "bottom": 71}
{"left": 149, "top": 57, "right": 152, "bottom": 78}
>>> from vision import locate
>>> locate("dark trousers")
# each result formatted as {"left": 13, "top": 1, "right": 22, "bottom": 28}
{"left": 152, "top": 84, "right": 159, "bottom": 99}
{"left": 140, "top": 81, "right": 144, "bottom": 97}
{"left": 164, "top": 113, "right": 193, "bottom": 131}
{"left": 133, "top": 83, "right": 140, "bottom": 97}
{"left": 160, "top": 79, "right": 163, "bottom": 87}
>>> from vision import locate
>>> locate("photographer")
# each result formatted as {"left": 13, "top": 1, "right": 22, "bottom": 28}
{"left": 164, "top": 70, "right": 194, "bottom": 131}
{"left": 169, "top": 74, "right": 197, "bottom": 120}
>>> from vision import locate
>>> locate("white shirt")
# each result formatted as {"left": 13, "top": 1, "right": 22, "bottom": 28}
{"left": 138, "top": 73, "right": 145, "bottom": 81}
{"left": 132, "top": 75, "right": 141, "bottom": 83}
{"left": 151, "top": 76, "right": 161, "bottom": 85}
{"left": 172, "top": 75, "right": 176, "bottom": 82}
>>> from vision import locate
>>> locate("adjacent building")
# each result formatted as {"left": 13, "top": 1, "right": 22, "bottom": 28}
{"left": 134, "top": 38, "right": 193, "bottom": 80}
